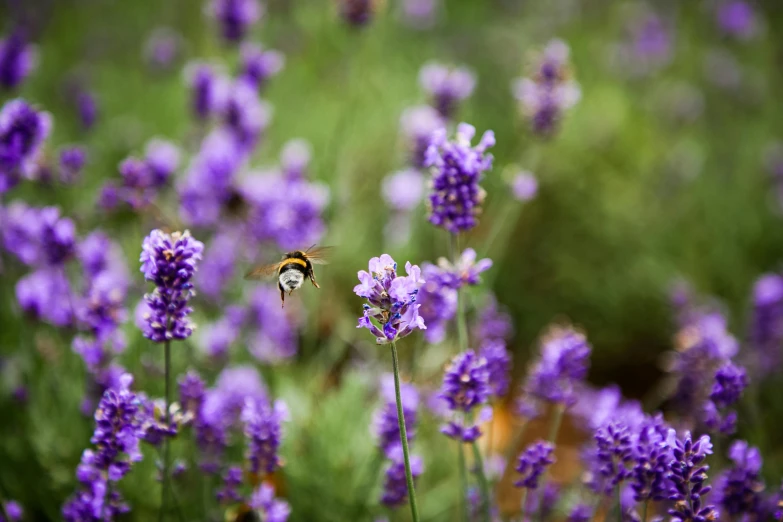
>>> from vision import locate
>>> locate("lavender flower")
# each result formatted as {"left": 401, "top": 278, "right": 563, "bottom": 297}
{"left": 62, "top": 374, "right": 148, "bottom": 520}
{"left": 567, "top": 504, "right": 593, "bottom": 522}
{"left": 207, "top": 0, "right": 263, "bottom": 43}
{"left": 279, "top": 139, "right": 311, "bottom": 181}
{"left": 0, "top": 31, "right": 36, "bottom": 89}
{"left": 703, "top": 362, "right": 747, "bottom": 435}
{"left": 473, "top": 294, "right": 513, "bottom": 344}
{"left": 587, "top": 421, "right": 634, "bottom": 495}
{"left": 339, "top": 0, "right": 376, "bottom": 27}
{"left": 714, "top": 440, "right": 765, "bottom": 518}
{"left": 514, "top": 440, "right": 555, "bottom": 490}
{"left": 185, "top": 62, "right": 228, "bottom": 121}
{"left": 630, "top": 414, "right": 673, "bottom": 502}
{"left": 480, "top": 339, "right": 511, "bottom": 398}
{"left": 381, "top": 446, "right": 423, "bottom": 507}
{"left": 179, "top": 370, "right": 206, "bottom": 417}
{"left": 382, "top": 169, "right": 425, "bottom": 212}
{"left": 59, "top": 146, "right": 87, "bottom": 183}
{"left": 0, "top": 500, "right": 22, "bottom": 522}
{"left": 216, "top": 465, "right": 244, "bottom": 503}
{"left": 512, "top": 170, "right": 538, "bottom": 202}
{"left": 0, "top": 99, "right": 52, "bottom": 192}
{"left": 240, "top": 43, "right": 285, "bottom": 90}
{"left": 222, "top": 80, "right": 272, "bottom": 149}
{"left": 439, "top": 350, "right": 492, "bottom": 442}
{"left": 248, "top": 286, "right": 298, "bottom": 361}
{"left": 16, "top": 268, "right": 75, "bottom": 327}
{"left": 717, "top": 1, "right": 757, "bottom": 40}
{"left": 418, "top": 62, "right": 476, "bottom": 120}
{"left": 241, "top": 398, "right": 287, "bottom": 475}
{"left": 355, "top": 254, "right": 426, "bottom": 344}
{"left": 145, "top": 139, "right": 180, "bottom": 185}
{"left": 144, "top": 27, "right": 182, "bottom": 72}
{"left": 748, "top": 273, "right": 783, "bottom": 374}
{"left": 512, "top": 39, "right": 581, "bottom": 137}
{"left": 76, "top": 90, "right": 98, "bottom": 130}
{"left": 249, "top": 484, "right": 291, "bottom": 522}
{"left": 400, "top": 0, "right": 437, "bottom": 29}
{"left": 373, "top": 374, "right": 419, "bottom": 456}
{"left": 424, "top": 123, "right": 495, "bottom": 233}
{"left": 667, "top": 431, "right": 718, "bottom": 522}
{"left": 139, "top": 229, "right": 204, "bottom": 342}
{"left": 435, "top": 248, "right": 492, "bottom": 288}
{"left": 416, "top": 263, "right": 457, "bottom": 343}
{"left": 399, "top": 105, "right": 444, "bottom": 168}
{"left": 518, "top": 325, "right": 591, "bottom": 415}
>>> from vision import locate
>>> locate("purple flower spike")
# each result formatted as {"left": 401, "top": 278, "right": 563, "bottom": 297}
{"left": 749, "top": 273, "right": 783, "bottom": 374}
{"left": 512, "top": 39, "right": 580, "bottom": 137}
{"left": 0, "top": 31, "right": 37, "bottom": 89}
{"left": 418, "top": 62, "right": 476, "bottom": 120}
{"left": 59, "top": 146, "right": 87, "bottom": 184}
{"left": 373, "top": 374, "right": 419, "bottom": 457}
{"left": 666, "top": 431, "right": 718, "bottom": 522}
{"left": 439, "top": 350, "right": 492, "bottom": 442}
{"left": 416, "top": 263, "right": 457, "bottom": 344}
{"left": 354, "top": 254, "right": 426, "bottom": 344}
{"left": 240, "top": 43, "right": 285, "bottom": 90}
{"left": 512, "top": 170, "right": 538, "bottom": 202}
{"left": 249, "top": 484, "right": 291, "bottom": 522}
{"left": 588, "top": 421, "right": 634, "bottom": 495}
{"left": 241, "top": 398, "right": 288, "bottom": 475}
{"left": 145, "top": 139, "right": 180, "bottom": 186}
{"left": 0, "top": 99, "right": 52, "bottom": 192}
{"left": 630, "top": 414, "right": 673, "bottom": 503}
{"left": 185, "top": 62, "right": 229, "bottom": 121}
{"left": 139, "top": 229, "right": 204, "bottom": 342}
{"left": 715, "top": 440, "right": 765, "bottom": 519}
{"left": 703, "top": 362, "right": 747, "bottom": 435}
{"left": 76, "top": 90, "right": 98, "bottom": 131}
{"left": 717, "top": 1, "right": 757, "bottom": 40}
{"left": 381, "top": 445, "right": 423, "bottom": 507}
{"left": 382, "top": 169, "right": 425, "bottom": 212}
{"left": 514, "top": 441, "right": 555, "bottom": 490}
{"left": 567, "top": 504, "right": 593, "bottom": 522}
{"left": 436, "top": 248, "right": 492, "bottom": 287}
{"left": 207, "top": 0, "right": 263, "bottom": 43}
{"left": 424, "top": 123, "right": 495, "bottom": 234}
{"left": 480, "top": 339, "right": 511, "bottom": 398}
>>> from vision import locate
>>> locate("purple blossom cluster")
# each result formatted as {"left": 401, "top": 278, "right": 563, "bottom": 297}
{"left": 399, "top": 105, "right": 444, "bottom": 169}
{"left": 139, "top": 229, "right": 204, "bottom": 342}
{"left": 354, "top": 254, "right": 426, "bottom": 344}
{"left": 207, "top": 0, "right": 263, "bottom": 43}
{"left": 418, "top": 62, "right": 476, "bottom": 120}
{"left": 714, "top": 440, "right": 766, "bottom": 519}
{"left": 249, "top": 484, "right": 291, "bottom": 522}
{"left": 0, "top": 99, "right": 52, "bottom": 193}
{"left": 748, "top": 273, "right": 783, "bottom": 374}
{"left": 517, "top": 325, "right": 591, "bottom": 417}
{"left": 667, "top": 432, "right": 718, "bottom": 522}
{"left": 241, "top": 397, "right": 288, "bottom": 475}
{"left": 248, "top": 285, "right": 298, "bottom": 361}
{"left": 703, "top": 362, "right": 747, "bottom": 435}
{"left": 438, "top": 350, "right": 492, "bottom": 442}
{"left": 512, "top": 39, "right": 581, "bottom": 137}
{"left": 0, "top": 30, "right": 36, "bottom": 89}
{"left": 514, "top": 441, "right": 555, "bottom": 490}
{"left": 240, "top": 42, "right": 285, "bottom": 90}
{"left": 62, "top": 375, "right": 149, "bottom": 520}
{"left": 0, "top": 501, "right": 22, "bottom": 522}
{"left": 424, "top": 123, "right": 495, "bottom": 233}
{"left": 372, "top": 375, "right": 423, "bottom": 507}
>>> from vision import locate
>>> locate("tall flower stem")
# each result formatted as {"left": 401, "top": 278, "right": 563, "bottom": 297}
{"left": 458, "top": 442, "right": 468, "bottom": 522}
{"left": 471, "top": 441, "right": 492, "bottom": 522}
{"left": 391, "top": 341, "right": 420, "bottom": 522}
{"left": 159, "top": 338, "right": 172, "bottom": 522}
{"left": 641, "top": 500, "right": 648, "bottom": 522}
{"left": 616, "top": 484, "right": 622, "bottom": 522}
{"left": 547, "top": 404, "right": 565, "bottom": 444}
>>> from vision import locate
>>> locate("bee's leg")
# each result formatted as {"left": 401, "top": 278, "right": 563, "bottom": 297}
{"left": 309, "top": 271, "right": 321, "bottom": 289}
{"left": 280, "top": 287, "right": 285, "bottom": 308}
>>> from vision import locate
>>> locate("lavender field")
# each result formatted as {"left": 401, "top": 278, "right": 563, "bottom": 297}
{"left": 2, "top": 0, "right": 783, "bottom": 521}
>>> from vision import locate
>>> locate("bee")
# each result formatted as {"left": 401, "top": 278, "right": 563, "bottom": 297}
{"left": 244, "top": 245, "right": 332, "bottom": 307}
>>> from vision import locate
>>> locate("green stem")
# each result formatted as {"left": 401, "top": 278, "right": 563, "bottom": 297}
{"left": 159, "top": 339, "right": 172, "bottom": 522}
{"left": 458, "top": 442, "right": 468, "bottom": 522}
{"left": 450, "top": 233, "right": 469, "bottom": 353}
{"left": 471, "top": 441, "right": 492, "bottom": 522}
{"left": 547, "top": 404, "right": 565, "bottom": 444}
{"left": 616, "top": 485, "right": 622, "bottom": 522}
{"left": 641, "top": 500, "right": 648, "bottom": 522}
{"left": 391, "top": 342, "right": 420, "bottom": 522}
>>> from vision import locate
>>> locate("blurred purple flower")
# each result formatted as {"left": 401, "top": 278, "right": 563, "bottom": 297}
{"left": 400, "top": 0, "right": 437, "bottom": 29}
{"left": 517, "top": 325, "right": 591, "bottom": 414}
{"left": 222, "top": 80, "right": 272, "bottom": 149}
{"left": 184, "top": 62, "right": 229, "bottom": 121}
{"left": 439, "top": 350, "right": 491, "bottom": 442}
{"left": 472, "top": 294, "right": 513, "bottom": 343}
{"left": 567, "top": 504, "right": 593, "bottom": 522}
{"left": 512, "top": 39, "right": 581, "bottom": 137}
{"left": 373, "top": 374, "right": 419, "bottom": 457}
{"left": 416, "top": 263, "right": 457, "bottom": 343}
{"left": 1, "top": 500, "right": 22, "bottom": 522}
{"left": 667, "top": 431, "right": 717, "bottom": 522}
{"left": 207, "top": 0, "right": 263, "bottom": 43}
{"left": 381, "top": 445, "right": 423, "bottom": 507}
{"left": 178, "top": 370, "right": 205, "bottom": 416}
{"left": 382, "top": 169, "right": 425, "bottom": 212}
{"left": 514, "top": 440, "right": 555, "bottom": 490}
{"left": 249, "top": 286, "right": 298, "bottom": 361}
{"left": 58, "top": 146, "right": 87, "bottom": 184}
{"left": 418, "top": 62, "right": 476, "bottom": 120}
{"left": 145, "top": 139, "right": 180, "bottom": 185}
{"left": 435, "top": 248, "right": 492, "bottom": 287}
{"left": 216, "top": 465, "right": 244, "bottom": 504}
{"left": 748, "top": 273, "right": 783, "bottom": 374}
{"left": 76, "top": 90, "right": 98, "bottom": 131}
{"left": 424, "top": 123, "right": 495, "bottom": 233}
{"left": 512, "top": 170, "right": 538, "bottom": 202}
{"left": 16, "top": 268, "right": 75, "bottom": 327}
{"left": 480, "top": 339, "right": 511, "bottom": 398}
{"left": 240, "top": 43, "right": 285, "bottom": 90}
{"left": 717, "top": 1, "right": 757, "bottom": 40}
{"left": 703, "top": 362, "right": 747, "bottom": 435}
{"left": 586, "top": 421, "right": 634, "bottom": 495}
{"left": 249, "top": 484, "right": 291, "bottom": 522}
{"left": 241, "top": 397, "right": 288, "bottom": 475}
{"left": 399, "top": 105, "right": 444, "bottom": 168}
{"left": 629, "top": 414, "right": 672, "bottom": 503}
{"left": 139, "top": 229, "right": 204, "bottom": 342}
{"left": 280, "top": 139, "right": 311, "bottom": 181}
{"left": 144, "top": 27, "right": 182, "bottom": 72}
{"left": 1, "top": 202, "right": 44, "bottom": 265}
{"left": 196, "top": 232, "right": 240, "bottom": 300}
{"left": 0, "top": 30, "right": 36, "bottom": 89}
{"left": 0, "top": 99, "right": 52, "bottom": 192}
{"left": 354, "top": 254, "right": 426, "bottom": 344}
{"left": 714, "top": 440, "right": 765, "bottom": 519}
{"left": 340, "top": 0, "right": 376, "bottom": 27}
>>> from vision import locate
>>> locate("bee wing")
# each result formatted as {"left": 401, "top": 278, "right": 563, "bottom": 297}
{"left": 244, "top": 262, "right": 282, "bottom": 280}
{"left": 304, "top": 245, "right": 334, "bottom": 265}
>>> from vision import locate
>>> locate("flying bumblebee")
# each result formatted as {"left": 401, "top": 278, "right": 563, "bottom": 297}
{"left": 244, "top": 245, "right": 332, "bottom": 307}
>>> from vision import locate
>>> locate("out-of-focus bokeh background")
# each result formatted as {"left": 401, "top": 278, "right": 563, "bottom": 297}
{"left": 3, "top": 0, "right": 783, "bottom": 520}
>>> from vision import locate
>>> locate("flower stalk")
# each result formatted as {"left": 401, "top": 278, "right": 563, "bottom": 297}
{"left": 391, "top": 341, "right": 420, "bottom": 522}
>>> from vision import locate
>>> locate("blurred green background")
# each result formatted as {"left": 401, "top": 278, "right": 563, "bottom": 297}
{"left": 3, "top": 0, "right": 783, "bottom": 520}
